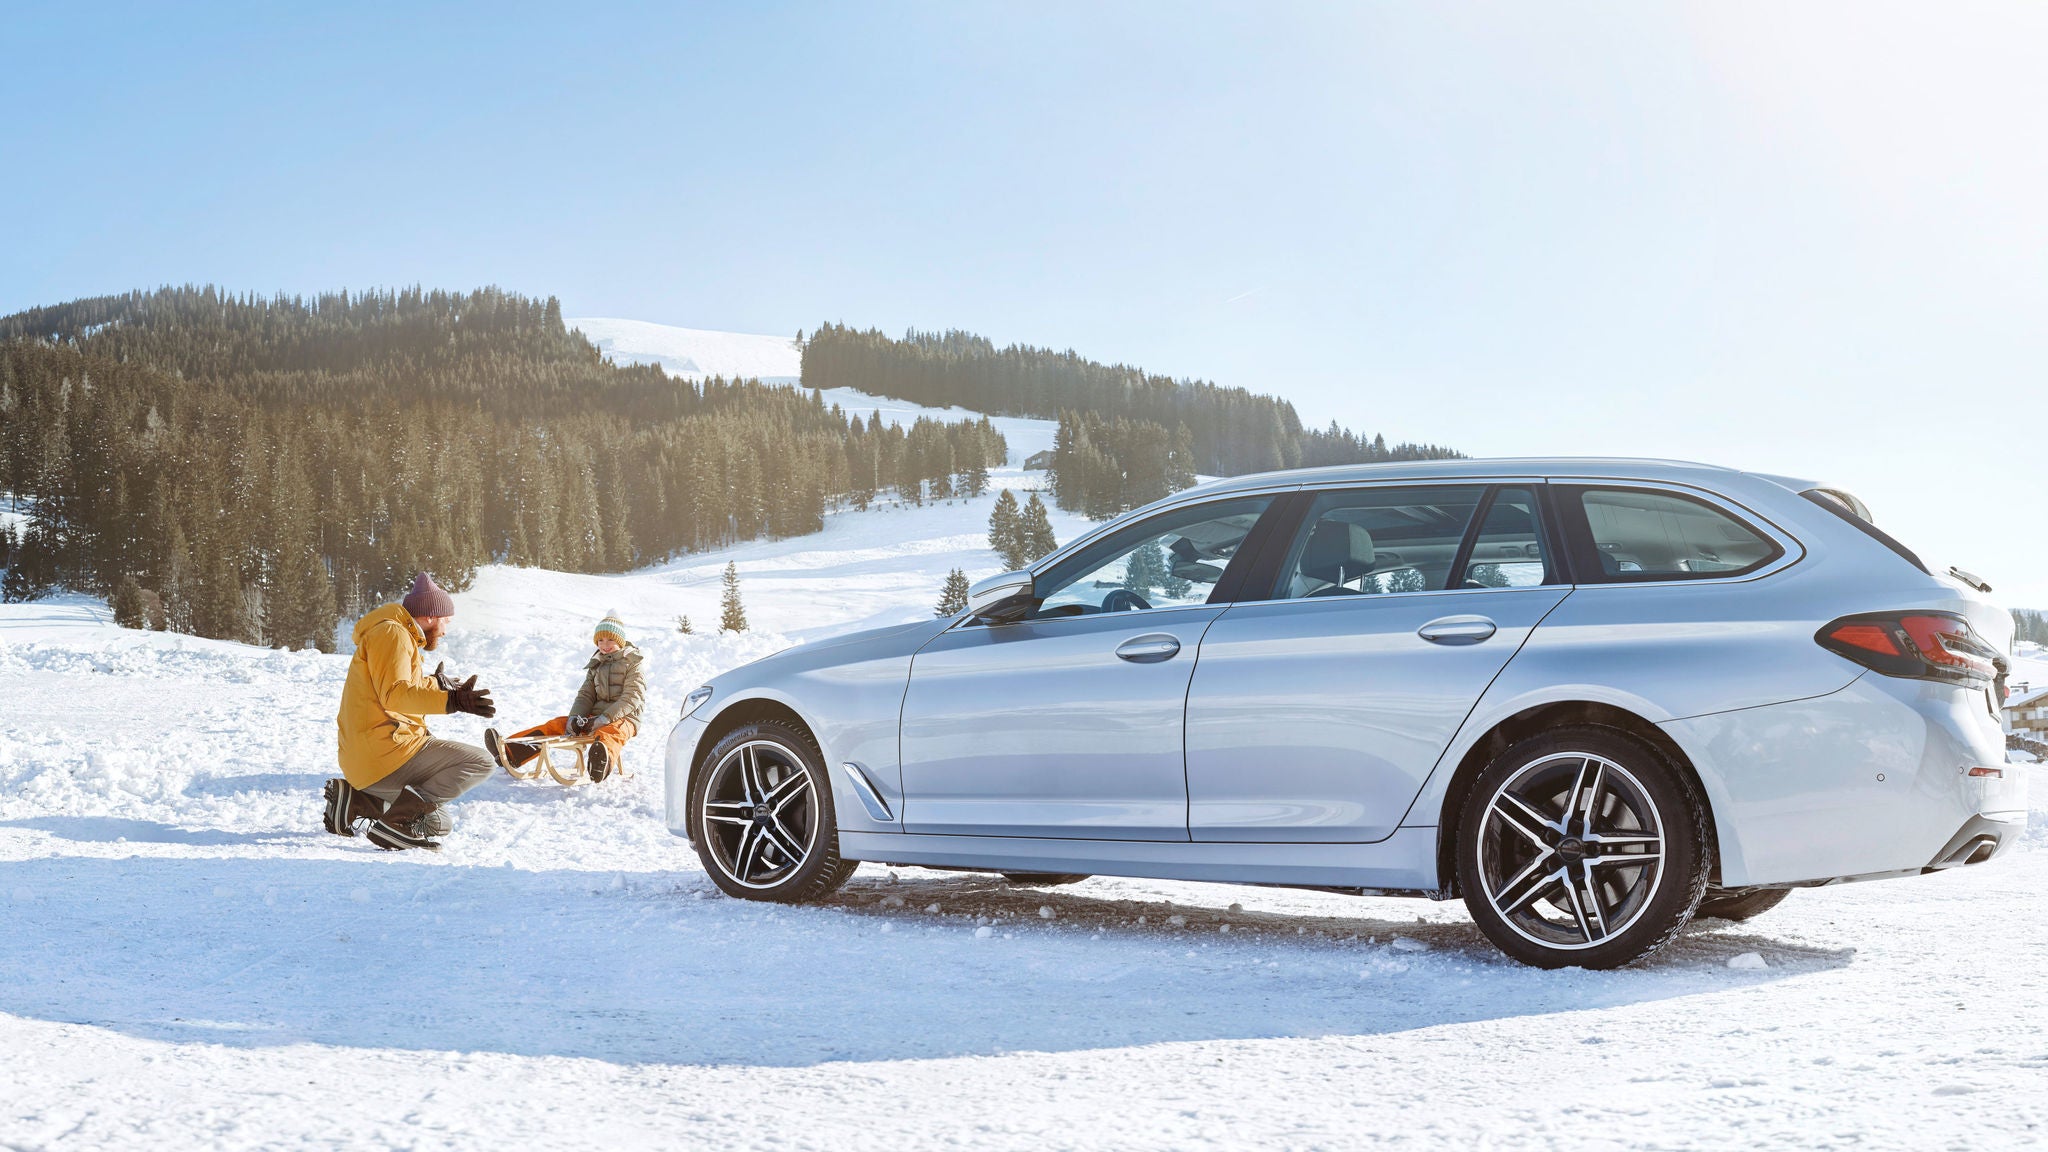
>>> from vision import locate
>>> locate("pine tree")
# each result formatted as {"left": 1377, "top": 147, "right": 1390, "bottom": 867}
{"left": 1160, "top": 562, "right": 1192, "bottom": 601}
{"left": 719, "top": 562, "right": 747, "bottom": 632}
{"left": 675, "top": 613, "right": 694, "bottom": 635}
{"left": 111, "top": 575, "right": 148, "bottom": 628}
{"left": 1021, "top": 492, "right": 1058, "bottom": 563}
{"left": 1386, "top": 567, "right": 1427, "bottom": 592}
{"left": 2, "top": 522, "right": 53, "bottom": 602}
{"left": 988, "top": 489, "right": 1024, "bottom": 569}
{"left": 934, "top": 567, "right": 971, "bottom": 616}
{"left": 1122, "top": 541, "right": 1166, "bottom": 597}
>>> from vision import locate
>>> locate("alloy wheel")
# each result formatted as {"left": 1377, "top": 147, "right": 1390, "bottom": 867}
{"left": 699, "top": 740, "right": 819, "bottom": 889}
{"left": 1475, "top": 751, "right": 1666, "bottom": 951}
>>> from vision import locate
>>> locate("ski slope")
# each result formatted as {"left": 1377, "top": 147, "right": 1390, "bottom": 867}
{"left": 569, "top": 317, "right": 804, "bottom": 382}
{"left": 456, "top": 384, "right": 1073, "bottom": 644}
{"left": 2, "top": 383, "right": 2046, "bottom": 1149}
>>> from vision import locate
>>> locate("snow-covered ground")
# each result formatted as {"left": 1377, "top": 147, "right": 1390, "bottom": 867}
{"left": 569, "top": 317, "right": 803, "bottom": 383}
{"left": 565, "top": 318, "right": 1063, "bottom": 466}
{"left": 0, "top": 493, "right": 29, "bottom": 536}
{"left": 456, "top": 386, "right": 1072, "bottom": 646}
{"left": 3, "top": 386, "right": 2047, "bottom": 1148}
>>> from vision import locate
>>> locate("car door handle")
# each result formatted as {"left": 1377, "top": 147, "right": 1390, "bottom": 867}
{"left": 1418, "top": 615, "right": 1497, "bottom": 645}
{"left": 1115, "top": 634, "right": 1182, "bottom": 663}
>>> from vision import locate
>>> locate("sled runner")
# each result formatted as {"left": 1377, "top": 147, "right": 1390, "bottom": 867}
{"left": 502, "top": 734, "right": 631, "bottom": 786}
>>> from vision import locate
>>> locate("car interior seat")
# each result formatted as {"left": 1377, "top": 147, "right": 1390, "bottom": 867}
{"left": 1299, "top": 519, "right": 1375, "bottom": 595}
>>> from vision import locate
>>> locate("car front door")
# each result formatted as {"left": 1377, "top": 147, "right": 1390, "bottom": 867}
{"left": 1185, "top": 483, "right": 1572, "bottom": 842}
{"left": 899, "top": 494, "right": 1282, "bottom": 840}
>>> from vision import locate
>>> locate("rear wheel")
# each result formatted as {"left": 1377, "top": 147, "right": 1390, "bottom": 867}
{"left": 1456, "top": 725, "right": 1710, "bottom": 969}
{"left": 1000, "top": 872, "right": 1090, "bottom": 886}
{"left": 689, "top": 721, "right": 853, "bottom": 904}
{"left": 1695, "top": 887, "right": 1791, "bottom": 923}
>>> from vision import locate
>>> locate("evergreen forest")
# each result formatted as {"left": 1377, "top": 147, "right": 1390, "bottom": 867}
{"left": 801, "top": 323, "right": 1461, "bottom": 515}
{"left": 0, "top": 286, "right": 1004, "bottom": 648}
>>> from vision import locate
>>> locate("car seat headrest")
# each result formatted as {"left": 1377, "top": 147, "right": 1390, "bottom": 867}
{"left": 1301, "top": 520, "right": 1375, "bottom": 586}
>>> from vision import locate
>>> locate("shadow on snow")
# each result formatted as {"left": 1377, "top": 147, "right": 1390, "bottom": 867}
{"left": 0, "top": 845, "right": 1850, "bottom": 1068}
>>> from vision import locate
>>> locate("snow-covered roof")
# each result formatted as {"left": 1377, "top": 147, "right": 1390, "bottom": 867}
{"left": 2006, "top": 684, "right": 2048, "bottom": 711}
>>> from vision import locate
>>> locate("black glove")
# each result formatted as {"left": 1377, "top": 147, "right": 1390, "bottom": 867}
{"left": 431, "top": 661, "right": 459, "bottom": 692}
{"left": 447, "top": 674, "right": 496, "bottom": 718}
{"left": 569, "top": 715, "right": 596, "bottom": 736}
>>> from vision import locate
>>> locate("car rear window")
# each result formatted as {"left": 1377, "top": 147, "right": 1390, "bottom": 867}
{"left": 1567, "top": 487, "right": 1782, "bottom": 582}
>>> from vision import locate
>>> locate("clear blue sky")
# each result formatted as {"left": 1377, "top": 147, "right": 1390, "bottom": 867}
{"left": 5, "top": 2, "right": 2044, "bottom": 601}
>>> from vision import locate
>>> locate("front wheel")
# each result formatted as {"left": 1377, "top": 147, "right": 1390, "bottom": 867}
{"left": 1456, "top": 725, "right": 1710, "bottom": 969}
{"left": 689, "top": 721, "right": 855, "bottom": 904}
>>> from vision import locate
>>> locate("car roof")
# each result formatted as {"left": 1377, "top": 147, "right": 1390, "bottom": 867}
{"left": 1182, "top": 457, "right": 1821, "bottom": 497}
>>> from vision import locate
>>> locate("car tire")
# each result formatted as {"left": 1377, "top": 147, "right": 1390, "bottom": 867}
{"left": 1694, "top": 887, "right": 1791, "bottom": 923}
{"left": 688, "top": 721, "right": 854, "bottom": 905}
{"left": 1000, "top": 872, "right": 1090, "bottom": 886}
{"left": 1456, "top": 724, "right": 1710, "bottom": 970}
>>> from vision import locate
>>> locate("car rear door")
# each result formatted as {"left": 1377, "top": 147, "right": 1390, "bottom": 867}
{"left": 1184, "top": 483, "right": 1571, "bottom": 842}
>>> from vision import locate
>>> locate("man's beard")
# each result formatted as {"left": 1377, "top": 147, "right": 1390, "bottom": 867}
{"left": 421, "top": 633, "right": 441, "bottom": 651}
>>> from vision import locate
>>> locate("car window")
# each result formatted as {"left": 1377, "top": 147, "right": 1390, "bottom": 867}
{"left": 1032, "top": 496, "right": 1274, "bottom": 618}
{"left": 1575, "top": 488, "right": 1780, "bottom": 581}
{"left": 1272, "top": 486, "right": 1487, "bottom": 598}
{"left": 1460, "top": 487, "right": 1549, "bottom": 589}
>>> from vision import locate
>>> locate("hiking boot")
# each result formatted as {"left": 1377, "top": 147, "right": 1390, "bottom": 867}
{"left": 484, "top": 728, "right": 509, "bottom": 768}
{"left": 366, "top": 818, "right": 442, "bottom": 852}
{"left": 322, "top": 778, "right": 384, "bottom": 836}
{"left": 365, "top": 785, "right": 448, "bottom": 850}
{"left": 322, "top": 779, "right": 353, "bottom": 836}
{"left": 586, "top": 741, "right": 612, "bottom": 783}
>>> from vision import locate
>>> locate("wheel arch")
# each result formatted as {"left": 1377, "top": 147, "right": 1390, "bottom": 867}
{"left": 1431, "top": 700, "right": 1722, "bottom": 896}
{"left": 690, "top": 694, "right": 825, "bottom": 792}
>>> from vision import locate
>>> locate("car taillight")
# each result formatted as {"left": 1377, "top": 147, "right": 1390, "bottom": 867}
{"left": 1816, "top": 611, "right": 1998, "bottom": 686}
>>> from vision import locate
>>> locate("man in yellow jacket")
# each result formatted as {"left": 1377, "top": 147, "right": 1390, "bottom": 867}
{"left": 323, "top": 572, "right": 498, "bottom": 851}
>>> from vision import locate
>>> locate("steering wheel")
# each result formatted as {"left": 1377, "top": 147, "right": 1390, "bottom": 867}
{"left": 1100, "top": 588, "right": 1152, "bottom": 613}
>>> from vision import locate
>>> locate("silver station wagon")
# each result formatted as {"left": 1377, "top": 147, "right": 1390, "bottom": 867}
{"left": 664, "top": 459, "right": 2023, "bottom": 968}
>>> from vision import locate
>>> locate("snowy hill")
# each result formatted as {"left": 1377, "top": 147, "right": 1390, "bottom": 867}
{"left": 450, "top": 383, "right": 1071, "bottom": 644}
{"left": 569, "top": 316, "right": 803, "bottom": 382}
{"left": 3, "top": 380, "right": 2045, "bottom": 1147}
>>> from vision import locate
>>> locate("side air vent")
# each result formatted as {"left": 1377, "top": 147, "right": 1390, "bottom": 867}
{"left": 840, "top": 762, "right": 895, "bottom": 822}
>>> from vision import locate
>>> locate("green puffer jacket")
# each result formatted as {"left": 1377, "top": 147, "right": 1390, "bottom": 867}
{"left": 572, "top": 643, "right": 647, "bottom": 727}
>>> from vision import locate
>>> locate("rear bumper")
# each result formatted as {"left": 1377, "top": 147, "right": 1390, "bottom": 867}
{"left": 1664, "top": 672, "right": 2026, "bottom": 887}
{"left": 1921, "top": 811, "right": 2024, "bottom": 872}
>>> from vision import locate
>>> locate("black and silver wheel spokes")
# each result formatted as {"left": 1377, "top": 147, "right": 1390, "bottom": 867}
{"left": 701, "top": 742, "right": 818, "bottom": 888}
{"left": 1477, "top": 753, "right": 1666, "bottom": 950}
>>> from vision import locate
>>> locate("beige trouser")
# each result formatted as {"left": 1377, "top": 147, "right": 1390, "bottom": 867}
{"left": 361, "top": 738, "right": 496, "bottom": 805}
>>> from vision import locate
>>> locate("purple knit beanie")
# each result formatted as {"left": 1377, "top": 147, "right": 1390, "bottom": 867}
{"left": 401, "top": 572, "right": 455, "bottom": 618}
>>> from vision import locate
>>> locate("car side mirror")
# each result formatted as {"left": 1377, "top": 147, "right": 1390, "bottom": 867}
{"left": 966, "top": 570, "right": 1035, "bottom": 625}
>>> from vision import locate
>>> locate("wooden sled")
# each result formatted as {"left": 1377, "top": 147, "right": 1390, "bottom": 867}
{"left": 503, "top": 734, "right": 631, "bottom": 786}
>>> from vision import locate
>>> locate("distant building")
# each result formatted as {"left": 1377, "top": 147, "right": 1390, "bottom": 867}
{"left": 2006, "top": 683, "right": 2048, "bottom": 739}
{"left": 1023, "top": 449, "right": 1054, "bottom": 471}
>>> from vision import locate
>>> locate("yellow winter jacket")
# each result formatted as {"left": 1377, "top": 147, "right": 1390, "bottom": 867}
{"left": 335, "top": 603, "right": 450, "bottom": 788}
